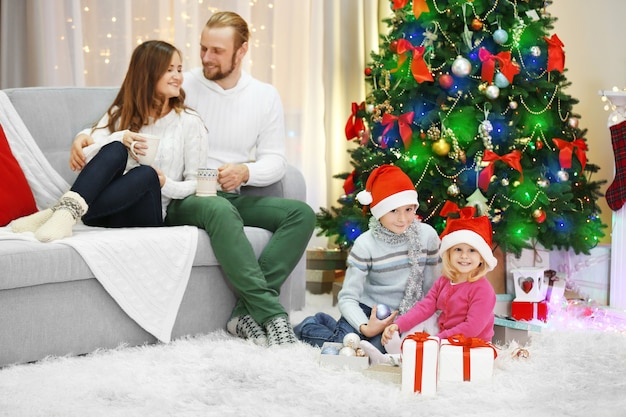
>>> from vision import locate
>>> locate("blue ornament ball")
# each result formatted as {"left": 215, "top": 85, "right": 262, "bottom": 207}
{"left": 493, "top": 29, "right": 508, "bottom": 45}
{"left": 376, "top": 303, "right": 392, "bottom": 320}
{"left": 494, "top": 72, "right": 510, "bottom": 88}
{"left": 321, "top": 345, "right": 340, "bottom": 355}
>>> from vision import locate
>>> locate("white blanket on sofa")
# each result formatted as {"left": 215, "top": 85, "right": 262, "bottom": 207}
{"left": 0, "top": 91, "right": 198, "bottom": 343}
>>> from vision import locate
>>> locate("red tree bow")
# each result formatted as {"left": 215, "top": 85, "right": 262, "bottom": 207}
{"left": 478, "top": 48, "right": 520, "bottom": 83}
{"left": 394, "top": 39, "right": 434, "bottom": 84}
{"left": 392, "top": 0, "right": 430, "bottom": 20}
{"left": 552, "top": 138, "right": 587, "bottom": 170}
{"left": 345, "top": 102, "right": 365, "bottom": 140}
{"left": 439, "top": 200, "right": 476, "bottom": 219}
{"left": 544, "top": 34, "right": 565, "bottom": 73}
{"left": 478, "top": 149, "right": 523, "bottom": 191}
{"left": 343, "top": 170, "right": 356, "bottom": 195}
{"left": 381, "top": 111, "right": 415, "bottom": 148}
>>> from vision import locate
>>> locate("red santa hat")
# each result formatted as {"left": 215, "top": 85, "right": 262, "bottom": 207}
{"left": 438, "top": 201, "right": 498, "bottom": 271}
{"left": 356, "top": 164, "right": 418, "bottom": 219}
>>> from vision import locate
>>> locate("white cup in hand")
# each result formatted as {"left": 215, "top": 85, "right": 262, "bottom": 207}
{"left": 130, "top": 133, "right": 160, "bottom": 166}
{"left": 196, "top": 168, "right": 218, "bottom": 196}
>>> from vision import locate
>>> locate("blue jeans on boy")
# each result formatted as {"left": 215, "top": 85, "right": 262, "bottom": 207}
{"left": 72, "top": 141, "right": 163, "bottom": 227}
{"left": 293, "top": 303, "right": 385, "bottom": 353}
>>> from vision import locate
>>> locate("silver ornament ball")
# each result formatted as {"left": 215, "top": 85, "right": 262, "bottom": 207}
{"left": 451, "top": 56, "right": 472, "bottom": 77}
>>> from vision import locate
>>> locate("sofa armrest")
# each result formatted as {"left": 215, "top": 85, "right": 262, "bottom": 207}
{"left": 240, "top": 164, "right": 306, "bottom": 202}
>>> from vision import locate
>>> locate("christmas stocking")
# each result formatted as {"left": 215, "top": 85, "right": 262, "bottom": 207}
{"left": 606, "top": 120, "right": 626, "bottom": 211}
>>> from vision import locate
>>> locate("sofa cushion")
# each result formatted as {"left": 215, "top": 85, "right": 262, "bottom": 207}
{"left": 0, "top": 226, "right": 272, "bottom": 291}
{"left": 0, "top": 124, "right": 37, "bottom": 226}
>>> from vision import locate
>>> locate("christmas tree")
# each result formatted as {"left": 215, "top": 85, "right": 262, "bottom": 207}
{"left": 317, "top": 0, "right": 606, "bottom": 255}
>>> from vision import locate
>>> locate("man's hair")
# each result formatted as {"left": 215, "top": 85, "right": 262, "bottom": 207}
{"left": 205, "top": 11, "right": 250, "bottom": 50}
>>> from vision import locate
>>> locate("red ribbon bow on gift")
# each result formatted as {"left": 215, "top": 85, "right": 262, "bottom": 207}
{"left": 393, "top": 39, "right": 434, "bottom": 84}
{"left": 478, "top": 149, "right": 523, "bottom": 191}
{"left": 478, "top": 48, "right": 520, "bottom": 84}
{"left": 439, "top": 200, "right": 476, "bottom": 220}
{"left": 552, "top": 138, "right": 587, "bottom": 171}
{"left": 392, "top": 0, "right": 430, "bottom": 20}
{"left": 401, "top": 332, "right": 432, "bottom": 393}
{"left": 381, "top": 111, "right": 415, "bottom": 149}
{"left": 345, "top": 102, "right": 365, "bottom": 140}
{"left": 543, "top": 34, "right": 565, "bottom": 73}
{"left": 447, "top": 334, "right": 498, "bottom": 381}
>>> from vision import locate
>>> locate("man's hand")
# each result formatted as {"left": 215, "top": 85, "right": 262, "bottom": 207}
{"left": 69, "top": 133, "right": 94, "bottom": 172}
{"left": 217, "top": 163, "right": 249, "bottom": 192}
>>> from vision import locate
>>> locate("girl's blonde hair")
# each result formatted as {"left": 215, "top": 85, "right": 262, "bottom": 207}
{"left": 440, "top": 245, "right": 491, "bottom": 283}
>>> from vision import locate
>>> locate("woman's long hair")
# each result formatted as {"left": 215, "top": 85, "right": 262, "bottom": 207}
{"left": 100, "top": 40, "right": 186, "bottom": 133}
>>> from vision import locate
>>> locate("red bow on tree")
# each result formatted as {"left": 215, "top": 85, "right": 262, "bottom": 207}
{"left": 343, "top": 170, "right": 356, "bottom": 195}
{"left": 392, "top": 0, "right": 430, "bottom": 20}
{"left": 552, "top": 138, "right": 587, "bottom": 170}
{"left": 381, "top": 111, "right": 415, "bottom": 149}
{"left": 440, "top": 200, "right": 477, "bottom": 219}
{"left": 345, "top": 102, "right": 365, "bottom": 140}
{"left": 478, "top": 149, "right": 523, "bottom": 191}
{"left": 543, "top": 34, "right": 565, "bottom": 73}
{"left": 393, "top": 39, "right": 434, "bottom": 84}
{"left": 478, "top": 48, "right": 520, "bottom": 83}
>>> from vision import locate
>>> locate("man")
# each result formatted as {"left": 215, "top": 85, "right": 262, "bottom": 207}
{"left": 165, "top": 11, "right": 316, "bottom": 346}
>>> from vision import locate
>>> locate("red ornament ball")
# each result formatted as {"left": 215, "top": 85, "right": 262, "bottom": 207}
{"left": 536, "top": 141, "right": 543, "bottom": 150}
{"left": 532, "top": 209, "right": 547, "bottom": 223}
{"left": 471, "top": 18, "right": 483, "bottom": 31}
{"left": 439, "top": 74, "right": 454, "bottom": 89}
{"left": 389, "top": 40, "right": 399, "bottom": 53}
{"left": 364, "top": 67, "right": 372, "bottom": 76}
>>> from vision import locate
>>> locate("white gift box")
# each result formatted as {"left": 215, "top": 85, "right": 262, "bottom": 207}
{"left": 438, "top": 337, "right": 497, "bottom": 382}
{"left": 318, "top": 342, "right": 369, "bottom": 371}
{"left": 511, "top": 267, "right": 548, "bottom": 302}
{"left": 401, "top": 333, "right": 439, "bottom": 395}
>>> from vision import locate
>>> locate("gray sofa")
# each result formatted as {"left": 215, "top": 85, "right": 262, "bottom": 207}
{"left": 0, "top": 87, "right": 307, "bottom": 367}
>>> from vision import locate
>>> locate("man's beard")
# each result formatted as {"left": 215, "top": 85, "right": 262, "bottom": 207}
{"left": 203, "top": 53, "right": 237, "bottom": 81}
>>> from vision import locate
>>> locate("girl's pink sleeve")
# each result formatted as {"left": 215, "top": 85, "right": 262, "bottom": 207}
{"left": 394, "top": 277, "right": 444, "bottom": 333}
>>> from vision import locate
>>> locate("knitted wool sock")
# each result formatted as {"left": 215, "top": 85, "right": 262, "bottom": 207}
{"left": 34, "top": 191, "right": 88, "bottom": 242}
{"left": 359, "top": 340, "right": 393, "bottom": 366}
{"left": 606, "top": 120, "right": 626, "bottom": 211}
{"left": 10, "top": 208, "right": 54, "bottom": 233}
{"left": 264, "top": 315, "right": 298, "bottom": 346}
{"left": 227, "top": 315, "right": 268, "bottom": 346}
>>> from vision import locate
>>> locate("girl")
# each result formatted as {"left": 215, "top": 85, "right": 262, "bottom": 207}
{"left": 11, "top": 40, "right": 208, "bottom": 241}
{"left": 382, "top": 202, "right": 497, "bottom": 353}
{"left": 294, "top": 164, "right": 441, "bottom": 353}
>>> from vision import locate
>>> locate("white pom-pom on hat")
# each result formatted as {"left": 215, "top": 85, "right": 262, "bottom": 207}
{"left": 356, "top": 190, "right": 373, "bottom": 205}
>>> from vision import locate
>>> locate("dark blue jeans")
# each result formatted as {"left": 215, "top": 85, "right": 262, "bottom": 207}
{"left": 71, "top": 141, "right": 163, "bottom": 228}
{"left": 293, "top": 303, "right": 385, "bottom": 353}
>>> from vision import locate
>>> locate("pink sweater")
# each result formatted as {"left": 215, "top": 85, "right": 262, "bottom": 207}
{"left": 395, "top": 275, "right": 496, "bottom": 341}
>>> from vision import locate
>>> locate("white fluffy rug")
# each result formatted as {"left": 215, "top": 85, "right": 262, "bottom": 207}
{"left": 1, "top": 293, "right": 625, "bottom": 417}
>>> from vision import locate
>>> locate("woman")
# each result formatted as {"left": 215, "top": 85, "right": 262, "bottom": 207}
{"left": 11, "top": 40, "right": 208, "bottom": 241}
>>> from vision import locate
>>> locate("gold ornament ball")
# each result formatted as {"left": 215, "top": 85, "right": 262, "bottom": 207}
{"left": 432, "top": 138, "right": 451, "bottom": 156}
{"left": 447, "top": 184, "right": 460, "bottom": 196}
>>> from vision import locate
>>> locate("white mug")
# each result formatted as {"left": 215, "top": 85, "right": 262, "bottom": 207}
{"left": 196, "top": 168, "right": 219, "bottom": 196}
{"left": 130, "top": 133, "right": 161, "bottom": 166}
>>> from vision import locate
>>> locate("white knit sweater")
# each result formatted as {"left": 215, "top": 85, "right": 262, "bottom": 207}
{"left": 80, "top": 108, "right": 209, "bottom": 218}
{"left": 182, "top": 68, "right": 287, "bottom": 187}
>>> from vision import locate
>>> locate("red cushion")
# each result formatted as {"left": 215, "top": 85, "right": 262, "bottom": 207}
{"left": 0, "top": 124, "right": 37, "bottom": 226}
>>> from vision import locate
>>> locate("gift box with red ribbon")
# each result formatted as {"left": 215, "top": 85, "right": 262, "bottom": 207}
{"left": 438, "top": 335, "right": 498, "bottom": 382}
{"left": 511, "top": 300, "right": 548, "bottom": 322}
{"left": 400, "top": 332, "right": 439, "bottom": 395}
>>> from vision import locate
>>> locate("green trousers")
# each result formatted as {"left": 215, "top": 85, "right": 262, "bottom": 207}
{"left": 165, "top": 192, "right": 315, "bottom": 325}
